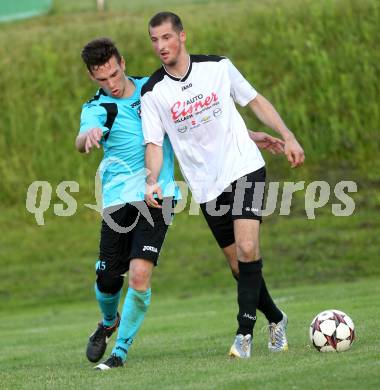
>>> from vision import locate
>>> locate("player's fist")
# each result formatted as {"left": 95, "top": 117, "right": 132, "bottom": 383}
{"left": 284, "top": 136, "right": 305, "bottom": 168}
{"left": 145, "top": 180, "right": 163, "bottom": 209}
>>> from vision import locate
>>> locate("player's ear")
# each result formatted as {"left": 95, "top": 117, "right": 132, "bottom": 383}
{"left": 120, "top": 57, "right": 126, "bottom": 71}
{"left": 88, "top": 69, "right": 95, "bottom": 81}
{"left": 180, "top": 30, "right": 186, "bottom": 44}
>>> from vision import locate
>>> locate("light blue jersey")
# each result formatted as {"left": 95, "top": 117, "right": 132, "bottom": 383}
{"left": 79, "top": 76, "right": 180, "bottom": 208}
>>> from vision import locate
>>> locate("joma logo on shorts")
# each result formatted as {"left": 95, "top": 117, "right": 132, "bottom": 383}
{"left": 245, "top": 207, "right": 259, "bottom": 212}
{"left": 143, "top": 245, "right": 158, "bottom": 253}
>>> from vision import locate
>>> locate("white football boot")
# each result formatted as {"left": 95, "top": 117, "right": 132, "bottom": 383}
{"left": 268, "top": 311, "right": 289, "bottom": 352}
{"left": 229, "top": 334, "right": 252, "bottom": 358}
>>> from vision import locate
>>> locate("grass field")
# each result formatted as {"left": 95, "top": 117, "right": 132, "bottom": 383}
{"left": 2, "top": 182, "right": 379, "bottom": 312}
{"left": 1, "top": 279, "right": 379, "bottom": 389}
{"left": 1, "top": 0, "right": 379, "bottom": 204}
{"left": 1, "top": 1, "right": 379, "bottom": 388}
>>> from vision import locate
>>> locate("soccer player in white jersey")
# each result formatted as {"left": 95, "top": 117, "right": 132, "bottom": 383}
{"left": 142, "top": 12, "right": 305, "bottom": 358}
{"left": 76, "top": 38, "right": 180, "bottom": 369}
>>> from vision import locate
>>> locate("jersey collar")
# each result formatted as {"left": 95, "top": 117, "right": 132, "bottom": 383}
{"left": 162, "top": 54, "right": 192, "bottom": 82}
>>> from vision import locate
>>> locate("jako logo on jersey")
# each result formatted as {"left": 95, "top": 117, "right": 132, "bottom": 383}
{"left": 171, "top": 92, "right": 219, "bottom": 121}
{"left": 181, "top": 83, "right": 192, "bottom": 91}
{"left": 243, "top": 313, "right": 256, "bottom": 321}
{"left": 143, "top": 245, "right": 158, "bottom": 253}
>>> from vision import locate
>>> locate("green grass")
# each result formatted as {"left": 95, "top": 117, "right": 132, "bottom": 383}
{"left": 50, "top": 0, "right": 228, "bottom": 14}
{"left": 2, "top": 181, "right": 379, "bottom": 311}
{"left": 1, "top": 279, "right": 379, "bottom": 389}
{"left": 0, "top": 0, "right": 379, "bottom": 204}
{"left": 0, "top": 2, "right": 379, "bottom": 386}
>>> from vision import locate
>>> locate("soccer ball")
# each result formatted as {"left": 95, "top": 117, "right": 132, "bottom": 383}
{"left": 309, "top": 309, "right": 355, "bottom": 352}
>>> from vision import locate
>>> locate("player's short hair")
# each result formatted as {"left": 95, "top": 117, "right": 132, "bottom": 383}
{"left": 149, "top": 12, "right": 184, "bottom": 33}
{"left": 81, "top": 37, "right": 122, "bottom": 73}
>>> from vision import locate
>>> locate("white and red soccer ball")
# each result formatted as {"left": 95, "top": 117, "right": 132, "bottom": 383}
{"left": 309, "top": 309, "right": 355, "bottom": 352}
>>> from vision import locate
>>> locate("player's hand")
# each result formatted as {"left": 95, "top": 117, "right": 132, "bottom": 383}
{"left": 284, "top": 136, "right": 305, "bottom": 168}
{"left": 85, "top": 128, "right": 103, "bottom": 153}
{"left": 252, "top": 131, "right": 285, "bottom": 155}
{"left": 145, "top": 180, "right": 163, "bottom": 208}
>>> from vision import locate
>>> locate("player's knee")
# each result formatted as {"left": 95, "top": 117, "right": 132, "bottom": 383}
{"left": 236, "top": 239, "right": 259, "bottom": 260}
{"left": 96, "top": 272, "right": 124, "bottom": 294}
{"left": 129, "top": 265, "right": 152, "bottom": 291}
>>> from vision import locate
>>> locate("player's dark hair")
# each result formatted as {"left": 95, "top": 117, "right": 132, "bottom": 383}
{"left": 81, "top": 37, "right": 122, "bottom": 73}
{"left": 149, "top": 12, "right": 184, "bottom": 33}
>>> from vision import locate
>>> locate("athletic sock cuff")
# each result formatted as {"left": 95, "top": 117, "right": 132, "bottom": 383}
{"left": 127, "top": 287, "right": 152, "bottom": 306}
{"left": 95, "top": 283, "right": 122, "bottom": 301}
{"left": 128, "top": 287, "right": 151, "bottom": 296}
{"left": 238, "top": 259, "right": 263, "bottom": 273}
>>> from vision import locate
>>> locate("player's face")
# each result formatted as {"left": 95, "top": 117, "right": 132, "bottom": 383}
{"left": 149, "top": 22, "right": 186, "bottom": 67}
{"left": 90, "top": 56, "right": 126, "bottom": 98}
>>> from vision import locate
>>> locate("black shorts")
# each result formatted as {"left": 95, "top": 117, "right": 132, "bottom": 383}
{"left": 98, "top": 198, "right": 174, "bottom": 276}
{"left": 200, "top": 167, "right": 266, "bottom": 249}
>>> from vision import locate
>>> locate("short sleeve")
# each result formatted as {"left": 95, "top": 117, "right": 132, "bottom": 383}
{"left": 226, "top": 58, "right": 258, "bottom": 107}
{"left": 79, "top": 103, "right": 109, "bottom": 135}
{"left": 141, "top": 92, "right": 166, "bottom": 146}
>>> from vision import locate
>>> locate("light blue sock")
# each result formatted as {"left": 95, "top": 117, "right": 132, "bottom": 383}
{"left": 112, "top": 287, "right": 151, "bottom": 362}
{"left": 95, "top": 283, "right": 122, "bottom": 327}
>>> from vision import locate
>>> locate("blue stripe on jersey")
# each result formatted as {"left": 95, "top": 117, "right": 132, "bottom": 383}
{"left": 79, "top": 76, "right": 180, "bottom": 207}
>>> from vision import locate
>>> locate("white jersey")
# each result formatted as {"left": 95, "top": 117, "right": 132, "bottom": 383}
{"left": 141, "top": 55, "right": 265, "bottom": 203}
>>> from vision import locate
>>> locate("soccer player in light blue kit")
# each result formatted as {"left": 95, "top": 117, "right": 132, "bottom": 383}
{"left": 75, "top": 37, "right": 180, "bottom": 370}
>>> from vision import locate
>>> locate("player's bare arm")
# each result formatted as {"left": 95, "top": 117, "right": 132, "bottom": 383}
{"left": 145, "top": 143, "right": 163, "bottom": 208}
{"left": 248, "top": 130, "right": 285, "bottom": 155}
{"left": 248, "top": 94, "right": 305, "bottom": 167}
{"left": 75, "top": 127, "right": 103, "bottom": 154}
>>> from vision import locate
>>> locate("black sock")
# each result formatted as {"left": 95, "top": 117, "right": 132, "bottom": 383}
{"left": 236, "top": 259, "right": 263, "bottom": 336}
{"left": 257, "top": 276, "right": 283, "bottom": 324}
{"left": 233, "top": 259, "right": 283, "bottom": 324}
